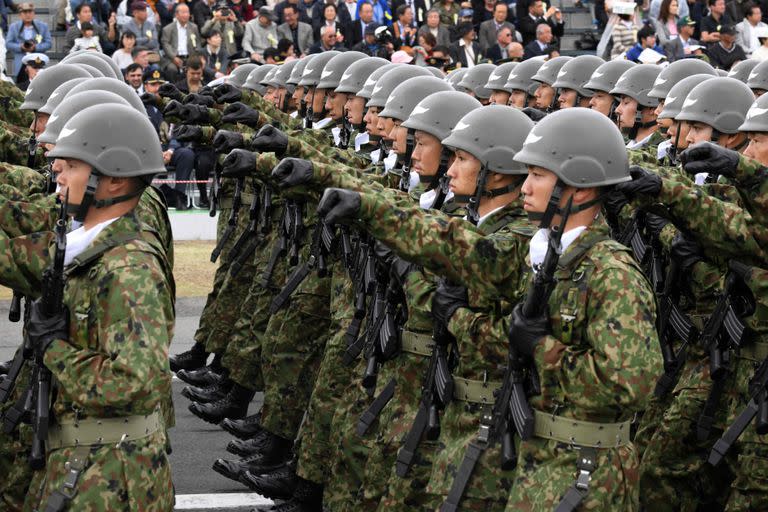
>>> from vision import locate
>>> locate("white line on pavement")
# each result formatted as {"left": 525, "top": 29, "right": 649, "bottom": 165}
{"left": 175, "top": 493, "right": 273, "bottom": 510}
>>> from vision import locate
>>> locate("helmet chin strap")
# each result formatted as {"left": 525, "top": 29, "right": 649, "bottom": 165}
{"left": 527, "top": 179, "right": 605, "bottom": 228}
{"left": 69, "top": 172, "right": 144, "bottom": 223}
{"left": 456, "top": 164, "right": 518, "bottom": 225}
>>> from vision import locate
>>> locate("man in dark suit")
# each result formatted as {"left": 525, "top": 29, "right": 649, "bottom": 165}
{"left": 349, "top": 0, "right": 375, "bottom": 46}
{"left": 477, "top": 1, "right": 515, "bottom": 52}
{"left": 391, "top": 0, "right": 428, "bottom": 26}
{"left": 486, "top": 25, "right": 523, "bottom": 61}
{"left": 449, "top": 22, "right": 483, "bottom": 67}
{"left": 200, "top": 28, "right": 229, "bottom": 76}
{"left": 518, "top": 0, "right": 563, "bottom": 46}
{"left": 663, "top": 16, "right": 702, "bottom": 60}
{"left": 523, "top": 21, "right": 554, "bottom": 59}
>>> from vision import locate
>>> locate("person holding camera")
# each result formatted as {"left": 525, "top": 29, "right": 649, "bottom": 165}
{"left": 201, "top": 2, "right": 244, "bottom": 58}
{"left": 6, "top": 2, "right": 51, "bottom": 76}
{"left": 351, "top": 22, "right": 394, "bottom": 58}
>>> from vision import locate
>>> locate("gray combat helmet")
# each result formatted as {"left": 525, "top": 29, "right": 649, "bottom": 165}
{"left": 402, "top": 91, "right": 482, "bottom": 141}
{"left": 65, "top": 77, "right": 146, "bottom": 113}
{"left": 531, "top": 56, "right": 573, "bottom": 86}
{"left": 551, "top": 55, "right": 605, "bottom": 97}
{"left": 514, "top": 107, "right": 629, "bottom": 187}
{"left": 261, "top": 66, "right": 279, "bottom": 87}
{"left": 426, "top": 67, "right": 446, "bottom": 78}
{"left": 648, "top": 59, "right": 716, "bottom": 99}
{"left": 583, "top": 59, "right": 635, "bottom": 94}
{"left": 48, "top": 104, "right": 165, "bottom": 178}
{"left": 676, "top": 77, "right": 755, "bottom": 134}
{"left": 609, "top": 64, "right": 662, "bottom": 108}
{"left": 243, "top": 64, "right": 277, "bottom": 94}
{"left": 457, "top": 63, "right": 496, "bottom": 99}
{"left": 367, "top": 66, "right": 432, "bottom": 108}
{"left": 20, "top": 64, "right": 93, "bottom": 110}
{"left": 503, "top": 58, "right": 544, "bottom": 95}
{"left": 727, "top": 58, "right": 759, "bottom": 83}
{"left": 286, "top": 55, "right": 316, "bottom": 86}
{"left": 229, "top": 63, "right": 259, "bottom": 87}
{"left": 357, "top": 63, "right": 400, "bottom": 99}
{"left": 335, "top": 57, "right": 390, "bottom": 95}
{"left": 378, "top": 76, "right": 453, "bottom": 120}
{"left": 443, "top": 105, "right": 534, "bottom": 174}
{"left": 74, "top": 63, "right": 105, "bottom": 77}
{"left": 39, "top": 91, "right": 136, "bottom": 145}
{"left": 63, "top": 49, "right": 122, "bottom": 79}
{"left": 266, "top": 60, "right": 299, "bottom": 90}
{"left": 445, "top": 68, "right": 468, "bottom": 89}
{"left": 38, "top": 77, "right": 90, "bottom": 115}
{"left": 658, "top": 74, "right": 713, "bottom": 120}
{"left": 316, "top": 51, "right": 367, "bottom": 90}
{"left": 61, "top": 51, "right": 120, "bottom": 79}
{"left": 485, "top": 62, "right": 517, "bottom": 91}
{"left": 739, "top": 94, "right": 768, "bottom": 132}
{"left": 747, "top": 59, "right": 768, "bottom": 92}
{"left": 298, "top": 51, "right": 341, "bottom": 87}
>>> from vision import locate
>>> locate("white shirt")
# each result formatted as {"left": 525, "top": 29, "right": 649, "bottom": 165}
{"left": 345, "top": 0, "right": 357, "bottom": 21}
{"left": 64, "top": 218, "right": 119, "bottom": 266}
{"left": 657, "top": 139, "right": 672, "bottom": 161}
{"left": 176, "top": 20, "right": 189, "bottom": 56}
{"left": 529, "top": 226, "right": 587, "bottom": 271}
{"left": 626, "top": 131, "right": 655, "bottom": 150}
{"left": 459, "top": 38, "right": 475, "bottom": 68}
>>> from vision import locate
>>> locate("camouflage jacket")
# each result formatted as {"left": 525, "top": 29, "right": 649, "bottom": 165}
{"left": 0, "top": 120, "right": 46, "bottom": 168}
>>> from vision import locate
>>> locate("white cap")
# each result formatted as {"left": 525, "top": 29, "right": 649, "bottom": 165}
{"left": 21, "top": 52, "right": 49, "bottom": 67}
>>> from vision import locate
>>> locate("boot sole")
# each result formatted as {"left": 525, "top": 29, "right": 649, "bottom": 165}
{"left": 238, "top": 472, "right": 296, "bottom": 500}
{"left": 176, "top": 372, "right": 223, "bottom": 387}
{"left": 221, "top": 422, "right": 265, "bottom": 440}
{"left": 211, "top": 460, "right": 245, "bottom": 482}
{"left": 188, "top": 403, "right": 247, "bottom": 425}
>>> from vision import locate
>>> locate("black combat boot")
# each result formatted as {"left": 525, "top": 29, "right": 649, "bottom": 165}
{"left": 221, "top": 413, "right": 263, "bottom": 439}
{"left": 212, "top": 432, "right": 293, "bottom": 482}
{"left": 239, "top": 462, "right": 299, "bottom": 500}
{"left": 226, "top": 429, "right": 270, "bottom": 457}
{"left": 177, "top": 353, "right": 225, "bottom": 386}
{"left": 188, "top": 383, "right": 255, "bottom": 424}
{"left": 169, "top": 342, "right": 209, "bottom": 373}
{"left": 180, "top": 378, "right": 233, "bottom": 403}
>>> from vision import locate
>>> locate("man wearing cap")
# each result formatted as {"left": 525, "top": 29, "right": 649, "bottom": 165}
{"left": 449, "top": 21, "right": 482, "bottom": 67}
{"left": 123, "top": 0, "right": 159, "bottom": 51}
{"left": 736, "top": 3, "right": 767, "bottom": 56}
{"left": 351, "top": 23, "right": 391, "bottom": 57}
{"left": 16, "top": 52, "right": 47, "bottom": 91}
{"left": 662, "top": 16, "right": 700, "bottom": 60}
{"left": 160, "top": 3, "right": 202, "bottom": 80}
{"left": 243, "top": 6, "right": 279, "bottom": 63}
{"left": 706, "top": 23, "right": 747, "bottom": 69}
{"left": 5, "top": 2, "right": 52, "bottom": 75}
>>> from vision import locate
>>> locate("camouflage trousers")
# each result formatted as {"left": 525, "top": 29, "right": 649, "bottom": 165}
{"left": 24, "top": 430, "right": 173, "bottom": 512}
{"left": 0, "top": 362, "right": 34, "bottom": 511}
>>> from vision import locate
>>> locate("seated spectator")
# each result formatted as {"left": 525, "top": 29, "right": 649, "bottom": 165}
{"left": 486, "top": 25, "right": 520, "bottom": 62}
{"left": 522, "top": 21, "right": 554, "bottom": 59}
{"left": 737, "top": 2, "right": 768, "bottom": 56}
{"left": 194, "top": 0, "right": 216, "bottom": 29}
{"left": 412, "top": 30, "right": 436, "bottom": 64}
{"left": 706, "top": 23, "right": 747, "bottom": 68}
{"left": 754, "top": 25, "right": 768, "bottom": 60}
{"left": 610, "top": 12, "right": 638, "bottom": 59}
{"left": 393, "top": 4, "right": 417, "bottom": 47}
{"left": 349, "top": 0, "right": 375, "bottom": 46}
{"left": 5, "top": 2, "right": 52, "bottom": 76}
{"left": 351, "top": 22, "right": 393, "bottom": 57}
{"left": 299, "top": 0, "right": 322, "bottom": 25}
{"left": 69, "top": 0, "right": 111, "bottom": 26}
{"left": 70, "top": 21, "right": 103, "bottom": 52}
{"left": 161, "top": 3, "right": 202, "bottom": 81}
{"left": 277, "top": 37, "right": 296, "bottom": 58}
{"left": 132, "top": 45, "right": 151, "bottom": 69}
{"left": 243, "top": 6, "right": 279, "bottom": 62}
{"left": 625, "top": 24, "right": 664, "bottom": 61}
{"left": 479, "top": 2, "right": 518, "bottom": 52}
{"left": 425, "top": 44, "right": 451, "bottom": 70}
{"left": 663, "top": 15, "right": 700, "bottom": 60}
{"left": 230, "top": 0, "right": 255, "bottom": 23}
{"left": 651, "top": 0, "right": 680, "bottom": 46}
{"left": 174, "top": 55, "right": 207, "bottom": 93}
{"left": 436, "top": 0, "right": 459, "bottom": 26}
{"left": 116, "top": 0, "right": 156, "bottom": 29}
{"left": 449, "top": 6, "right": 474, "bottom": 41}
{"left": 201, "top": 29, "right": 229, "bottom": 77}
{"left": 15, "top": 51, "right": 47, "bottom": 90}
{"left": 355, "top": 0, "right": 391, "bottom": 26}
{"left": 263, "top": 46, "right": 281, "bottom": 62}
{"left": 123, "top": 0, "right": 159, "bottom": 51}
{"left": 650, "top": 0, "right": 689, "bottom": 21}
{"left": 124, "top": 62, "right": 144, "bottom": 93}
{"left": 64, "top": 3, "right": 117, "bottom": 53}
{"left": 274, "top": 0, "right": 300, "bottom": 24}
{"left": 277, "top": 3, "right": 314, "bottom": 55}
{"left": 417, "top": 8, "right": 451, "bottom": 47}
{"left": 309, "top": 22, "right": 346, "bottom": 51}
{"left": 314, "top": 3, "right": 349, "bottom": 43}
{"left": 518, "top": 0, "right": 564, "bottom": 45}
{"left": 700, "top": 0, "right": 733, "bottom": 45}
{"left": 449, "top": 21, "right": 482, "bottom": 66}
{"left": 112, "top": 30, "right": 137, "bottom": 70}
{"left": 201, "top": 3, "right": 244, "bottom": 58}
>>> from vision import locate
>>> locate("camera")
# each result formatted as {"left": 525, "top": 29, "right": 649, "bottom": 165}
{"left": 220, "top": 7, "right": 230, "bottom": 15}
{"left": 374, "top": 26, "right": 392, "bottom": 45}
{"left": 22, "top": 39, "right": 35, "bottom": 50}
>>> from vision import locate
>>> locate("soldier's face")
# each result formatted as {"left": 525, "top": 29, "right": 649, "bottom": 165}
{"left": 345, "top": 96, "right": 366, "bottom": 125}
{"left": 557, "top": 89, "right": 578, "bottom": 109}
{"left": 490, "top": 90, "right": 510, "bottom": 106}
{"left": 684, "top": 121, "right": 714, "bottom": 145}
{"left": 668, "top": 120, "right": 690, "bottom": 150}
{"left": 264, "top": 86, "right": 277, "bottom": 103}
{"left": 364, "top": 106, "right": 381, "bottom": 135}
{"left": 325, "top": 90, "right": 348, "bottom": 120}
{"left": 744, "top": 132, "right": 768, "bottom": 164}
{"left": 508, "top": 90, "right": 527, "bottom": 109}
{"left": 446, "top": 149, "right": 481, "bottom": 196}
{"left": 378, "top": 116, "right": 396, "bottom": 142}
{"left": 310, "top": 88, "right": 326, "bottom": 115}
{"left": 55, "top": 158, "right": 94, "bottom": 208}
{"left": 589, "top": 91, "right": 614, "bottom": 117}
{"left": 522, "top": 165, "right": 564, "bottom": 218}
{"left": 30, "top": 112, "right": 49, "bottom": 138}
{"left": 656, "top": 116, "right": 672, "bottom": 135}
{"left": 534, "top": 84, "right": 555, "bottom": 109}
{"left": 412, "top": 130, "right": 442, "bottom": 176}
{"left": 754, "top": 88, "right": 766, "bottom": 98}
{"left": 615, "top": 96, "right": 639, "bottom": 129}
{"left": 390, "top": 121, "right": 407, "bottom": 154}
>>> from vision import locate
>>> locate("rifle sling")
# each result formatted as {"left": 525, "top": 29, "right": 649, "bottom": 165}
{"left": 356, "top": 378, "right": 396, "bottom": 436}
{"left": 395, "top": 400, "right": 429, "bottom": 478}
{"left": 441, "top": 440, "right": 486, "bottom": 512}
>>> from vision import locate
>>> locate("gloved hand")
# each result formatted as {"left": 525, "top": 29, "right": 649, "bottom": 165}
{"left": 615, "top": 165, "right": 662, "bottom": 198}
{"left": 158, "top": 82, "right": 183, "bottom": 102}
{"left": 373, "top": 240, "right": 394, "bottom": 265}
{"left": 222, "top": 149, "right": 258, "bottom": 178}
{"left": 198, "top": 86, "right": 215, "bottom": 97}
{"left": 390, "top": 255, "right": 419, "bottom": 288}
{"left": 521, "top": 107, "right": 547, "bottom": 122}
{"left": 27, "top": 300, "right": 69, "bottom": 360}
{"left": 271, "top": 157, "right": 314, "bottom": 188}
{"left": 317, "top": 188, "right": 361, "bottom": 225}
{"left": 173, "top": 125, "right": 204, "bottom": 143}
{"left": 183, "top": 93, "right": 216, "bottom": 107}
{"left": 214, "top": 83, "right": 243, "bottom": 104}
{"left": 680, "top": 141, "right": 739, "bottom": 179}
{"left": 602, "top": 188, "right": 629, "bottom": 220}
{"left": 221, "top": 102, "right": 260, "bottom": 127}
{"left": 671, "top": 234, "right": 704, "bottom": 273}
{"left": 250, "top": 125, "right": 289, "bottom": 156}
{"left": 213, "top": 130, "right": 245, "bottom": 153}
{"left": 645, "top": 213, "right": 670, "bottom": 238}
{"left": 509, "top": 303, "right": 550, "bottom": 358}
{"left": 181, "top": 104, "right": 211, "bottom": 124}
{"left": 140, "top": 92, "right": 160, "bottom": 108}
{"left": 431, "top": 281, "right": 469, "bottom": 328}
{"left": 163, "top": 99, "right": 185, "bottom": 118}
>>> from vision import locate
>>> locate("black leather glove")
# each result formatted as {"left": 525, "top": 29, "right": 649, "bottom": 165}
{"left": 602, "top": 188, "right": 629, "bottom": 220}
{"left": 183, "top": 93, "right": 216, "bottom": 107}
{"left": 158, "top": 82, "right": 183, "bottom": 102}
{"left": 181, "top": 104, "right": 211, "bottom": 124}
{"left": 509, "top": 303, "right": 550, "bottom": 358}
{"left": 431, "top": 281, "right": 469, "bottom": 328}
{"left": 214, "top": 83, "right": 243, "bottom": 103}
{"left": 213, "top": 130, "right": 245, "bottom": 154}
{"left": 173, "top": 125, "right": 204, "bottom": 143}
{"left": 317, "top": 188, "right": 361, "bottom": 225}
{"left": 390, "top": 255, "right": 419, "bottom": 288}
{"left": 140, "top": 92, "right": 160, "bottom": 107}
{"left": 671, "top": 233, "right": 704, "bottom": 273}
{"left": 373, "top": 240, "right": 394, "bottom": 264}
{"left": 27, "top": 300, "right": 69, "bottom": 360}
{"left": 645, "top": 213, "right": 670, "bottom": 238}
{"left": 615, "top": 165, "right": 662, "bottom": 198}
{"left": 221, "top": 102, "right": 260, "bottom": 128}
{"left": 198, "top": 85, "right": 215, "bottom": 97}
{"left": 163, "top": 99, "right": 184, "bottom": 118}
{"left": 680, "top": 141, "right": 740, "bottom": 179}
{"left": 521, "top": 107, "right": 547, "bottom": 122}
{"left": 250, "top": 124, "right": 289, "bottom": 156}
{"left": 222, "top": 149, "right": 258, "bottom": 178}
{"left": 271, "top": 157, "right": 314, "bottom": 188}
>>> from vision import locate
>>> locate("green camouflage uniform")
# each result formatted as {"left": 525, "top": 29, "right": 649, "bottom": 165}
{"left": 0, "top": 120, "right": 46, "bottom": 168}
{"left": 0, "top": 80, "right": 33, "bottom": 128}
